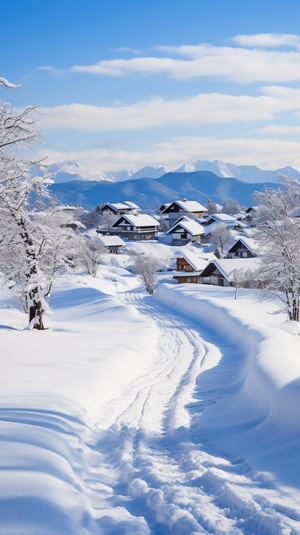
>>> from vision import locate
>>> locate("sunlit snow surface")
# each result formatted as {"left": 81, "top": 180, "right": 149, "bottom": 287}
{"left": 1, "top": 256, "right": 300, "bottom": 534}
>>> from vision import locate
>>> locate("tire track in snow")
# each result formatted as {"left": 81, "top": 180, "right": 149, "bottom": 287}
{"left": 88, "top": 285, "right": 300, "bottom": 535}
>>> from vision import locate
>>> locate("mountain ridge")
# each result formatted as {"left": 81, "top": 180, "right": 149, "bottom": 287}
{"left": 49, "top": 170, "right": 284, "bottom": 211}
{"left": 50, "top": 159, "right": 300, "bottom": 185}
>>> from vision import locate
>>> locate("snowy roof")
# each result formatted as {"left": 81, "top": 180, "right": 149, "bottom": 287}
{"left": 205, "top": 213, "right": 237, "bottom": 223}
{"left": 227, "top": 236, "right": 259, "bottom": 255}
{"left": 163, "top": 200, "right": 207, "bottom": 213}
{"left": 122, "top": 201, "right": 140, "bottom": 209}
{"left": 175, "top": 251, "right": 210, "bottom": 271}
{"left": 97, "top": 235, "right": 125, "bottom": 247}
{"left": 203, "top": 220, "right": 236, "bottom": 236}
{"left": 201, "top": 257, "right": 261, "bottom": 281}
{"left": 175, "top": 200, "right": 207, "bottom": 212}
{"left": 168, "top": 219, "right": 204, "bottom": 236}
{"left": 107, "top": 202, "right": 136, "bottom": 211}
{"left": 114, "top": 213, "right": 160, "bottom": 228}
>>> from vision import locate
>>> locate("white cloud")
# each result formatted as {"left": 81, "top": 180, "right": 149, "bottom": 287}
{"left": 39, "top": 89, "right": 300, "bottom": 132}
{"left": 70, "top": 38, "right": 300, "bottom": 83}
{"left": 232, "top": 33, "right": 300, "bottom": 49}
{"left": 37, "top": 66, "right": 65, "bottom": 78}
{"left": 43, "top": 136, "right": 300, "bottom": 174}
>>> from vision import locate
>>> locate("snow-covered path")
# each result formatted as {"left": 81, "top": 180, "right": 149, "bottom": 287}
{"left": 88, "top": 283, "right": 300, "bottom": 535}
{"left": 1, "top": 271, "right": 300, "bottom": 534}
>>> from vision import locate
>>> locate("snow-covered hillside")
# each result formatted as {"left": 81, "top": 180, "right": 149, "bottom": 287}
{"left": 1, "top": 242, "right": 300, "bottom": 534}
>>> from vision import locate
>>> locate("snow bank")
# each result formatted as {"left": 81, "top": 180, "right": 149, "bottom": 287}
{"left": 0, "top": 275, "right": 159, "bottom": 534}
{"left": 155, "top": 283, "right": 300, "bottom": 486}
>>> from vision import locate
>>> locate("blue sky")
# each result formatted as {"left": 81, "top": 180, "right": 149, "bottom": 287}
{"left": 3, "top": 0, "right": 300, "bottom": 178}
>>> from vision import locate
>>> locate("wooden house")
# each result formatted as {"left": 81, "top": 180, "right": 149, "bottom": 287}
{"left": 167, "top": 218, "right": 204, "bottom": 245}
{"left": 173, "top": 252, "right": 211, "bottom": 284}
{"left": 226, "top": 236, "right": 258, "bottom": 259}
{"left": 199, "top": 258, "right": 260, "bottom": 287}
{"left": 107, "top": 213, "right": 160, "bottom": 241}
{"left": 161, "top": 199, "right": 208, "bottom": 228}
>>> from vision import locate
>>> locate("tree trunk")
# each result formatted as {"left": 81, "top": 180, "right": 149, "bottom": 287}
{"left": 28, "top": 282, "right": 45, "bottom": 330}
{"left": 29, "top": 298, "right": 45, "bottom": 330}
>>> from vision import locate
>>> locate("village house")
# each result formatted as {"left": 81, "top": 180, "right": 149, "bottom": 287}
{"left": 167, "top": 217, "right": 204, "bottom": 245}
{"left": 199, "top": 257, "right": 260, "bottom": 287}
{"left": 161, "top": 199, "right": 208, "bottom": 228}
{"left": 202, "top": 213, "right": 237, "bottom": 226}
{"left": 202, "top": 214, "right": 243, "bottom": 242}
{"left": 173, "top": 251, "right": 212, "bottom": 284}
{"left": 105, "top": 213, "right": 160, "bottom": 241}
{"left": 242, "top": 206, "right": 258, "bottom": 225}
{"left": 97, "top": 201, "right": 140, "bottom": 216}
{"left": 226, "top": 236, "right": 259, "bottom": 258}
{"left": 96, "top": 235, "right": 125, "bottom": 253}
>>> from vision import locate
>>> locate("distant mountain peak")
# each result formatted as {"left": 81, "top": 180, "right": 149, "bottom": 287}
{"left": 48, "top": 159, "right": 300, "bottom": 186}
{"left": 175, "top": 160, "right": 300, "bottom": 184}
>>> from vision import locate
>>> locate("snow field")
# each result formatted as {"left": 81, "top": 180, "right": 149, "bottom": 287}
{"left": 1, "top": 264, "right": 300, "bottom": 533}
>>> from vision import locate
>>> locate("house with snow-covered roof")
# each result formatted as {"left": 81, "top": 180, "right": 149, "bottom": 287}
{"left": 97, "top": 201, "right": 140, "bottom": 216}
{"left": 199, "top": 257, "right": 261, "bottom": 287}
{"left": 226, "top": 236, "right": 259, "bottom": 259}
{"left": 107, "top": 213, "right": 160, "bottom": 241}
{"left": 161, "top": 199, "right": 208, "bottom": 228}
{"left": 173, "top": 251, "right": 214, "bottom": 284}
{"left": 96, "top": 234, "right": 125, "bottom": 253}
{"left": 167, "top": 218, "right": 204, "bottom": 245}
{"left": 203, "top": 213, "right": 237, "bottom": 226}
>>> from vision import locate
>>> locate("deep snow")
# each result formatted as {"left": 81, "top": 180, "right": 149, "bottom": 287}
{"left": 1, "top": 246, "right": 300, "bottom": 534}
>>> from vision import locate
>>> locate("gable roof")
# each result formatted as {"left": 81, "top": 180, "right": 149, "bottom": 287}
{"left": 97, "top": 235, "right": 125, "bottom": 247}
{"left": 175, "top": 251, "right": 210, "bottom": 272}
{"left": 200, "top": 257, "right": 261, "bottom": 281}
{"left": 113, "top": 213, "right": 159, "bottom": 228}
{"left": 162, "top": 200, "right": 207, "bottom": 213}
{"left": 226, "top": 235, "right": 259, "bottom": 255}
{"left": 101, "top": 201, "right": 140, "bottom": 212}
{"left": 204, "top": 213, "right": 237, "bottom": 224}
{"left": 167, "top": 219, "right": 204, "bottom": 236}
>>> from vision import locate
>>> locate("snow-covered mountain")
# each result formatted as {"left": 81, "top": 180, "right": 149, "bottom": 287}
{"left": 130, "top": 165, "right": 170, "bottom": 180}
{"left": 49, "top": 159, "right": 300, "bottom": 184}
{"left": 50, "top": 163, "right": 170, "bottom": 183}
{"left": 175, "top": 160, "right": 300, "bottom": 183}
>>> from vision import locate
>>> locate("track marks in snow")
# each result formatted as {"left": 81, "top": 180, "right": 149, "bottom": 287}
{"left": 89, "top": 286, "right": 300, "bottom": 534}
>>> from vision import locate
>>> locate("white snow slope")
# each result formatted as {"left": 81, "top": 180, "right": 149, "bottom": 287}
{"left": 1, "top": 263, "right": 300, "bottom": 535}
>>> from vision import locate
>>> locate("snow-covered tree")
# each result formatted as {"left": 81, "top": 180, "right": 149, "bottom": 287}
{"left": 34, "top": 207, "right": 84, "bottom": 295}
{"left": 0, "top": 80, "right": 53, "bottom": 329}
{"left": 206, "top": 199, "right": 219, "bottom": 215}
{"left": 79, "top": 207, "right": 102, "bottom": 229}
{"left": 253, "top": 178, "right": 300, "bottom": 321}
{"left": 222, "top": 199, "right": 241, "bottom": 215}
{"left": 79, "top": 236, "right": 106, "bottom": 277}
{"left": 134, "top": 254, "right": 161, "bottom": 295}
{"left": 210, "top": 223, "right": 233, "bottom": 256}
